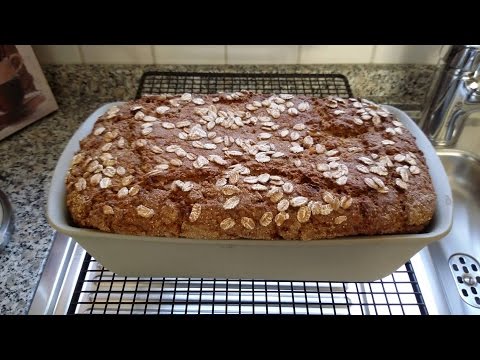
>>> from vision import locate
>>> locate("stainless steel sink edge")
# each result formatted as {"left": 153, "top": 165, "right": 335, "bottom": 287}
{"left": 29, "top": 233, "right": 85, "bottom": 315}
{"left": 411, "top": 250, "right": 451, "bottom": 315}
{"left": 414, "top": 149, "right": 480, "bottom": 315}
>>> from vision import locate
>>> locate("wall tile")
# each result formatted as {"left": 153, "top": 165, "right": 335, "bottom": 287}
{"left": 31, "top": 44, "right": 447, "bottom": 65}
{"left": 227, "top": 45, "right": 299, "bottom": 64}
{"left": 32, "top": 45, "right": 82, "bottom": 64}
{"left": 300, "top": 45, "right": 374, "bottom": 64}
{"left": 80, "top": 45, "right": 154, "bottom": 64}
{"left": 373, "top": 45, "right": 443, "bottom": 64}
{"left": 154, "top": 46, "right": 225, "bottom": 64}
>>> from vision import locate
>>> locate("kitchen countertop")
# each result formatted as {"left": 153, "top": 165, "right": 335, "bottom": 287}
{"left": 0, "top": 64, "right": 433, "bottom": 314}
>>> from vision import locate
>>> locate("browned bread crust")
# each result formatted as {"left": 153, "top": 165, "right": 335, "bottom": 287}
{"left": 66, "top": 92, "right": 436, "bottom": 240}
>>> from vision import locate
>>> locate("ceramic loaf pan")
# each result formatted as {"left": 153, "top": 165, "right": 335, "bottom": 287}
{"left": 47, "top": 102, "right": 453, "bottom": 281}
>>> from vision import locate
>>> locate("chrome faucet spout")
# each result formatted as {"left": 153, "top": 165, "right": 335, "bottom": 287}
{"left": 420, "top": 45, "right": 480, "bottom": 147}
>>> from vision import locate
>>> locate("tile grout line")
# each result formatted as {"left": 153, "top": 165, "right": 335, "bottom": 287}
{"left": 78, "top": 45, "right": 86, "bottom": 64}
{"left": 370, "top": 45, "right": 377, "bottom": 64}
{"left": 296, "top": 45, "right": 302, "bottom": 64}
{"left": 150, "top": 45, "right": 157, "bottom": 65}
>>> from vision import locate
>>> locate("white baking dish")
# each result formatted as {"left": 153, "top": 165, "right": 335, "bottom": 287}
{"left": 47, "top": 102, "right": 453, "bottom": 281}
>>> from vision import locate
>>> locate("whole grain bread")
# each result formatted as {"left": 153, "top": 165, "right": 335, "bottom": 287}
{"left": 65, "top": 92, "right": 436, "bottom": 240}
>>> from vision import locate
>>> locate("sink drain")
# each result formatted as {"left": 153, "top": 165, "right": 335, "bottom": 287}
{"left": 449, "top": 254, "right": 480, "bottom": 308}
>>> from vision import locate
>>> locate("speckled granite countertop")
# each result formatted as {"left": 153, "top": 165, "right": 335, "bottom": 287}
{"left": 0, "top": 64, "right": 433, "bottom": 314}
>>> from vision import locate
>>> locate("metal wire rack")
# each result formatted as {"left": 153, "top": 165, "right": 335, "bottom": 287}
{"left": 68, "top": 254, "right": 427, "bottom": 315}
{"left": 135, "top": 72, "right": 353, "bottom": 98}
{"left": 67, "top": 72, "right": 427, "bottom": 315}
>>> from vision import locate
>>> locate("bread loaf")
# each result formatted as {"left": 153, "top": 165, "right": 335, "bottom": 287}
{"left": 65, "top": 91, "right": 436, "bottom": 240}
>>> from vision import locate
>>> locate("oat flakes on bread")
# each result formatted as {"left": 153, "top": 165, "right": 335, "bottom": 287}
{"left": 66, "top": 91, "right": 436, "bottom": 240}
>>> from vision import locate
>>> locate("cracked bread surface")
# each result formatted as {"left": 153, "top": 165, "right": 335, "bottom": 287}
{"left": 65, "top": 92, "right": 436, "bottom": 240}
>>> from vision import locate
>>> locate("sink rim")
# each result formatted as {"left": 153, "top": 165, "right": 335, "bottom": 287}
{"left": 417, "top": 147, "right": 480, "bottom": 314}
{"left": 436, "top": 148, "right": 480, "bottom": 164}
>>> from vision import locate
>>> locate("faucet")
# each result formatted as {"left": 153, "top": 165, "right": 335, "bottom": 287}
{"left": 419, "top": 45, "right": 480, "bottom": 147}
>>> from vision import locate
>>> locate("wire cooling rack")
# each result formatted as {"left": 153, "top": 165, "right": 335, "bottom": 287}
{"left": 135, "top": 72, "right": 353, "bottom": 98}
{"left": 67, "top": 72, "right": 427, "bottom": 315}
{"left": 68, "top": 254, "right": 427, "bottom": 315}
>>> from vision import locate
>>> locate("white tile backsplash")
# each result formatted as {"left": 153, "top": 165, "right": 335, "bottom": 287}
{"left": 80, "top": 45, "right": 154, "bottom": 64}
{"left": 32, "top": 45, "right": 82, "bottom": 64}
{"left": 29, "top": 45, "right": 449, "bottom": 65}
{"left": 227, "top": 46, "right": 299, "bottom": 64}
{"left": 154, "top": 46, "right": 225, "bottom": 64}
{"left": 299, "top": 45, "right": 374, "bottom": 64}
{"left": 373, "top": 45, "right": 443, "bottom": 64}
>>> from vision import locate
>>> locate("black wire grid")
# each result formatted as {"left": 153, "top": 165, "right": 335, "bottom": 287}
{"left": 67, "top": 72, "right": 427, "bottom": 315}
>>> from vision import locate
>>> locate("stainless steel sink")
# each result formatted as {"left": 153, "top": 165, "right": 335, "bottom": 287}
{"left": 412, "top": 149, "right": 480, "bottom": 315}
